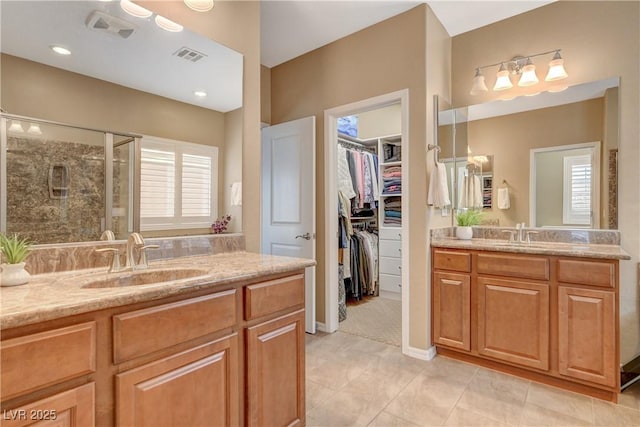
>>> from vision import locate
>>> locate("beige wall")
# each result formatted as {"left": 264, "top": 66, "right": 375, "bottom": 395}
{"left": 271, "top": 5, "right": 433, "bottom": 349}
{"left": 142, "top": 0, "right": 261, "bottom": 251}
{"left": 466, "top": 99, "right": 604, "bottom": 228}
{"left": 357, "top": 103, "right": 401, "bottom": 139}
{"left": 224, "top": 108, "right": 243, "bottom": 232}
{"left": 452, "top": 1, "right": 640, "bottom": 362}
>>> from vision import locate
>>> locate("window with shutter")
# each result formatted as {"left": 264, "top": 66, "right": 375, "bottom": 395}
{"left": 563, "top": 154, "right": 591, "bottom": 225}
{"left": 140, "top": 136, "right": 218, "bottom": 230}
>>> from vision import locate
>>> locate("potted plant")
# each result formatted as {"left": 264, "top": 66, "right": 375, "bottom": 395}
{"left": 455, "top": 209, "right": 483, "bottom": 240}
{"left": 0, "top": 233, "right": 32, "bottom": 287}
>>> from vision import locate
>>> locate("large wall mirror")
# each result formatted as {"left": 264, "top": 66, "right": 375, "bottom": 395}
{"left": 0, "top": 0, "right": 243, "bottom": 244}
{"left": 438, "top": 77, "right": 619, "bottom": 229}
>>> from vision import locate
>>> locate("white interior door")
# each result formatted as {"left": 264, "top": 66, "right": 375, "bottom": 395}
{"left": 261, "top": 117, "right": 316, "bottom": 333}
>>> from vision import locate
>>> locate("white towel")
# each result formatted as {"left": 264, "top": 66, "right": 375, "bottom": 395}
{"left": 459, "top": 173, "right": 483, "bottom": 209}
{"left": 497, "top": 187, "right": 510, "bottom": 210}
{"left": 427, "top": 162, "right": 451, "bottom": 208}
{"left": 473, "top": 175, "right": 482, "bottom": 208}
{"left": 231, "top": 182, "right": 242, "bottom": 206}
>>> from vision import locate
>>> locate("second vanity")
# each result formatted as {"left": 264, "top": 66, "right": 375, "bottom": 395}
{"left": 431, "top": 230, "right": 630, "bottom": 402}
{"left": 0, "top": 250, "right": 315, "bottom": 427}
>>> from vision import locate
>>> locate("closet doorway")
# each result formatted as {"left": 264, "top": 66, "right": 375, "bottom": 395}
{"left": 323, "top": 90, "right": 409, "bottom": 353}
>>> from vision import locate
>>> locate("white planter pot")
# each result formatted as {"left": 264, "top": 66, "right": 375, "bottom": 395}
{"left": 455, "top": 226, "right": 473, "bottom": 240}
{"left": 1, "top": 262, "right": 31, "bottom": 287}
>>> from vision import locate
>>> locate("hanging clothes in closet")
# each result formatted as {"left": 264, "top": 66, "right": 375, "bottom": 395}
{"left": 337, "top": 139, "right": 380, "bottom": 302}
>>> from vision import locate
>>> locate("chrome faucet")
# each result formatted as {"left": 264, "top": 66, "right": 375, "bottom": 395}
{"left": 125, "top": 233, "right": 159, "bottom": 270}
{"left": 95, "top": 247, "right": 122, "bottom": 273}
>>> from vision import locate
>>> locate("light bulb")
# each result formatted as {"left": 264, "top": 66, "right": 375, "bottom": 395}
{"left": 8, "top": 121, "right": 24, "bottom": 133}
{"left": 518, "top": 58, "right": 539, "bottom": 87}
{"left": 155, "top": 15, "right": 183, "bottom": 32}
{"left": 184, "top": 0, "right": 214, "bottom": 12}
{"left": 545, "top": 51, "right": 568, "bottom": 81}
{"left": 120, "top": 0, "right": 152, "bottom": 18}
{"left": 470, "top": 68, "right": 488, "bottom": 95}
{"left": 493, "top": 63, "right": 513, "bottom": 91}
{"left": 51, "top": 45, "right": 71, "bottom": 55}
{"left": 27, "top": 123, "right": 42, "bottom": 135}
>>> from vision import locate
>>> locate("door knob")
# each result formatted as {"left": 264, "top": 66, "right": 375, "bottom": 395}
{"left": 295, "top": 232, "right": 311, "bottom": 240}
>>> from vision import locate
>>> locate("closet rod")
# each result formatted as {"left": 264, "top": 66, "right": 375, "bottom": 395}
{"left": 338, "top": 137, "right": 375, "bottom": 152}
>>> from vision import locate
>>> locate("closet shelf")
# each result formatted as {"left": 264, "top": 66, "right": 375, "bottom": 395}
{"left": 381, "top": 161, "right": 402, "bottom": 167}
{"left": 350, "top": 216, "right": 376, "bottom": 220}
{"left": 381, "top": 192, "right": 402, "bottom": 197}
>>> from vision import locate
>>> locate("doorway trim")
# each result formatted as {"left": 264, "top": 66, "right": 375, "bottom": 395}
{"left": 323, "top": 89, "right": 410, "bottom": 354}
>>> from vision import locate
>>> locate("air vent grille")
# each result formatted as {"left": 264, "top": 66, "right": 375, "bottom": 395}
{"left": 86, "top": 10, "right": 136, "bottom": 39}
{"left": 173, "top": 47, "right": 207, "bottom": 63}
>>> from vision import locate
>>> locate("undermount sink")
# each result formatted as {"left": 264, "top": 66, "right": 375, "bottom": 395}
{"left": 81, "top": 268, "right": 210, "bottom": 289}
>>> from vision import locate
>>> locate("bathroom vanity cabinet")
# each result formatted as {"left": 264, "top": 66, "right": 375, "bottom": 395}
{"left": 0, "top": 271, "right": 306, "bottom": 427}
{"left": 431, "top": 247, "right": 619, "bottom": 401}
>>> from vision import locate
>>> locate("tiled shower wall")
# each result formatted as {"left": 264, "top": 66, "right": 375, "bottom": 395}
{"left": 7, "top": 136, "right": 108, "bottom": 244}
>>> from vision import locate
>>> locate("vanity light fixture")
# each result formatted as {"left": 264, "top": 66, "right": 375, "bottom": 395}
{"left": 120, "top": 0, "right": 152, "bottom": 18}
{"left": 194, "top": 90, "right": 207, "bottom": 97}
{"left": 51, "top": 45, "right": 71, "bottom": 55}
{"left": 154, "top": 15, "right": 183, "bottom": 32}
{"left": 184, "top": 0, "right": 214, "bottom": 12}
{"left": 8, "top": 120, "right": 24, "bottom": 133}
{"left": 470, "top": 49, "right": 568, "bottom": 95}
{"left": 27, "top": 123, "right": 42, "bottom": 135}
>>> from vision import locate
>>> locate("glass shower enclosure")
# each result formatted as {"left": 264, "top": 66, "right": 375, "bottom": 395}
{"left": 0, "top": 113, "right": 141, "bottom": 244}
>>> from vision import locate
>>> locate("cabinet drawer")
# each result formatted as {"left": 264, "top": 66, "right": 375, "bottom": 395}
{"left": 245, "top": 274, "right": 304, "bottom": 321}
{"left": 379, "top": 273, "right": 402, "bottom": 293}
{"left": 557, "top": 259, "right": 615, "bottom": 288}
{"left": 379, "top": 240, "right": 402, "bottom": 258}
{"left": 1, "top": 322, "right": 96, "bottom": 401}
{"left": 380, "top": 257, "right": 402, "bottom": 275}
{"left": 1, "top": 382, "right": 95, "bottom": 427}
{"left": 477, "top": 253, "right": 549, "bottom": 281}
{"left": 433, "top": 250, "right": 471, "bottom": 273}
{"left": 113, "top": 290, "right": 236, "bottom": 363}
{"left": 379, "top": 228, "right": 402, "bottom": 241}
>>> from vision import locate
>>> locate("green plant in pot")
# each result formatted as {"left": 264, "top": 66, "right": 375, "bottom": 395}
{"left": 0, "top": 233, "right": 32, "bottom": 287}
{"left": 455, "top": 209, "right": 483, "bottom": 240}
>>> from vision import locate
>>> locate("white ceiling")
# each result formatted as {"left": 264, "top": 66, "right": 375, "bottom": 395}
{"left": 0, "top": 1, "right": 243, "bottom": 112}
{"left": 261, "top": 0, "right": 556, "bottom": 68}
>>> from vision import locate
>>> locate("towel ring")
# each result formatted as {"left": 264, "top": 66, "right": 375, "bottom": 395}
{"left": 427, "top": 144, "right": 441, "bottom": 166}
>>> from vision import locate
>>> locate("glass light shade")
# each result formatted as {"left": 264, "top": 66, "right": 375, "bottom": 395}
{"left": 155, "top": 15, "right": 183, "bottom": 32}
{"left": 493, "top": 66, "right": 513, "bottom": 91}
{"left": 27, "top": 123, "right": 42, "bottom": 135}
{"left": 120, "top": 0, "right": 152, "bottom": 18}
{"left": 470, "top": 69, "right": 488, "bottom": 95}
{"left": 184, "top": 0, "right": 214, "bottom": 12}
{"left": 8, "top": 121, "right": 24, "bottom": 133}
{"left": 518, "top": 61, "right": 539, "bottom": 87}
{"left": 545, "top": 57, "right": 568, "bottom": 81}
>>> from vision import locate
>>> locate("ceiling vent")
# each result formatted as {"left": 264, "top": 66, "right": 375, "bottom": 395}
{"left": 173, "top": 47, "right": 207, "bottom": 63}
{"left": 86, "top": 11, "right": 136, "bottom": 39}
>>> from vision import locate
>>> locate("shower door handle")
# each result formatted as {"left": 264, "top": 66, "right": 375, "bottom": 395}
{"left": 295, "top": 232, "right": 311, "bottom": 240}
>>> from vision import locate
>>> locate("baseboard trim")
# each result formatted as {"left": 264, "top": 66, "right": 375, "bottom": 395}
{"left": 404, "top": 345, "right": 437, "bottom": 361}
{"left": 315, "top": 321, "right": 328, "bottom": 333}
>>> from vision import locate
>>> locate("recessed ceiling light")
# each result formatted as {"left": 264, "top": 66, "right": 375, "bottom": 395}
{"left": 184, "top": 0, "right": 214, "bottom": 12}
{"left": 51, "top": 45, "right": 71, "bottom": 55}
{"left": 120, "top": 0, "right": 152, "bottom": 18}
{"left": 194, "top": 90, "right": 207, "bottom": 97}
{"left": 155, "top": 15, "right": 183, "bottom": 32}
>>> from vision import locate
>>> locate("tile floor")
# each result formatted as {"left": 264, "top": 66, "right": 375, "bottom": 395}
{"left": 305, "top": 331, "right": 640, "bottom": 427}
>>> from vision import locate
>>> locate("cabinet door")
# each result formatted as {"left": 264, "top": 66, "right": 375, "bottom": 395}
{"left": 246, "top": 309, "right": 305, "bottom": 427}
{"left": 477, "top": 278, "right": 550, "bottom": 370}
{"left": 558, "top": 286, "right": 616, "bottom": 387}
{"left": 1, "top": 382, "right": 94, "bottom": 427}
{"left": 432, "top": 272, "right": 470, "bottom": 351}
{"left": 116, "top": 335, "right": 239, "bottom": 427}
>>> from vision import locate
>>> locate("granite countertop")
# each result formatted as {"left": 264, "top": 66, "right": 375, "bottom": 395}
{"left": 1, "top": 252, "right": 316, "bottom": 330}
{"left": 431, "top": 237, "right": 631, "bottom": 260}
